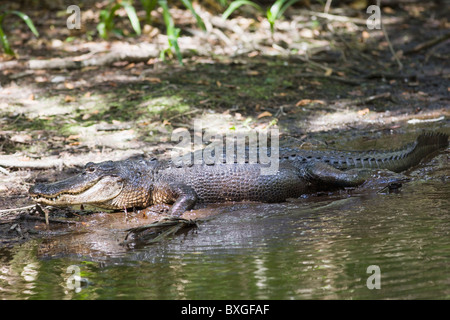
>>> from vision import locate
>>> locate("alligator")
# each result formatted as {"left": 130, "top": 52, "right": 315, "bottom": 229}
{"left": 29, "top": 131, "right": 448, "bottom": 216}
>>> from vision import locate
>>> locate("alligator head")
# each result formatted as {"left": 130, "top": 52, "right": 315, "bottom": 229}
{"left": 29, "top": 159, "right": 156, "bottom": 210}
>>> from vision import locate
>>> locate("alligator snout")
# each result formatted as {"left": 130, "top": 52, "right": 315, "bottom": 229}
{"left": 29, "top": 183, "right": 47, "bottom": 196}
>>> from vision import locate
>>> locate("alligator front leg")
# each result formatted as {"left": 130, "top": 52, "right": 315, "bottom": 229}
{"left": 153, "top": 183, "right": 198, "bottom": 216}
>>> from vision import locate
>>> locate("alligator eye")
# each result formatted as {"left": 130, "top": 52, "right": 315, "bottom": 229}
{"left": 86, "top": 166, "right": 96, "bottom": 173}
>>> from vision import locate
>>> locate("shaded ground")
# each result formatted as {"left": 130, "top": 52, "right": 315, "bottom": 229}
{"left": 0, "top": 1, "right": 449, "bottom": 247}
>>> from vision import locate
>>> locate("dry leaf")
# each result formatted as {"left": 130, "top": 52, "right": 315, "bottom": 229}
{"left": 65, "top": 95, "right": 76, "bottom": 102}
{"left": 144, "top": 77, "right": 161, "bottom": 83}
{"left": 296, "top": 99, "right": 312, "bottom": 106}
{"left": 296, "top": 99, "right": 325, "bottom": 106}
{"left": 10, "top": 134, "right": 32, "bottom": 143}
{"left": 362, "top": 30, "right": 370, "bottom": 40}
{"left": 66, "top": 135, "right": 80, "bottom": 141}
{"left": 64, "top": 82, "right": 75, "bottom": 89}
{"left": 246, "top": 70, "right": 259, "bottom": 76}
{"left": 257, "top": 111, "right": 272, "bottom": 119}
{"left": 358, "top": 108, "right": 370, "bottom": 116}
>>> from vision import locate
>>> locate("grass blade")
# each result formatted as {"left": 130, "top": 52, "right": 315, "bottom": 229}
{"left": 121, "top": 1, "right": 141, "bottom": 35}
{"left": 222, "top": 0, "right": 263, "bottom": 20}
{"left": 9, "top": 10, "right": 39, "bottom": 37}
{"left": 0, "top": 24, "right": 14, "bottom": 55}
{"left": 180, "top": 0, "right": 206, "bottom": 30}
{"left": 158, "top": 0, "right": 183, "bottom": 64}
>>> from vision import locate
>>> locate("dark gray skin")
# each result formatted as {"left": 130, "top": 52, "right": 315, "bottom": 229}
{"left": 29, "top": 132, "right": 448, "bottom": 216}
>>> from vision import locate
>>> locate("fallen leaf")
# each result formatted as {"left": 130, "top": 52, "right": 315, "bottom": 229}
{"left": 296, "top": 99, "right": 325, "bottom": 106}
{"left": 257, "top": 111, "right": 272, "bottom": 119}
{"left": 358, "top": 108, "right": 370, "bottom": 116}
{"left": 10, "top": 134, "right": 32, "bottom": 143}
{"left": 361, "top": 30, "right": 370, "bottom": 40}
{"left": 296, "top": 99, "right": 312, "bottom": 106}
{"left": 66, "top": 135, "right": 80, "bottom": 141}
{"left": 65, "top": 95, "right": 76, "bottom": 102}
{"left": 246, "top": 70, "right": 260, "bottom": 76}
{"left": 64, "top": 81, "right": 74, "bottom": 89}
{"left": 144, "top": 77, "right": 161, "bottom": 83}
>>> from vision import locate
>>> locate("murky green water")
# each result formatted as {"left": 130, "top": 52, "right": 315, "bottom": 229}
{"left": 1, "top": 175, "right": 449, "bottom": 300}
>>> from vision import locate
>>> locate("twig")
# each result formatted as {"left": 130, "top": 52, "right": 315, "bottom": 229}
{"left": 324, "top": 0, "right": 333, "bottom": 14}
{"left": 298, "top": 9, "right": 401, "bottom": 25}
{"left": 404, "top": 33, "right": 450, "bottom": 55}
{"left": 0, "top": 204, "right": 36, "bottom": 214}
{"left": 28, "top": 45, "right": 159, "bottom": 70}
{"left": 299, "top": 74, "right": 361, "bottom": 85}
{"left": 21, "top": 215, "right": 78, "bottom": 224}
{"left": 35, "top": 204, "right": 49, "bottom": 225}
{"left": 0, "top": 166, "right": 10, "bottom": 175}
{"left": 298, "top": 9, "right": 372, "bottom": 25}
{"left": 0, "top": 157, "right": 64, "bottom": 169}
{"left": 378, "top": 0, "right": 403, "bottom": 70}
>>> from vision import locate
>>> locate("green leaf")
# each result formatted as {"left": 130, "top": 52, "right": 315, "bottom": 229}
{"left": 158, "top": 0, "right": 183, "bottom": 65}
{"left": 267, "top": 0, "right": 300, "bottom": 33}
{"left": 180, "top": 0, "right": 206, "bottom": 31}
{"left": 8, "top": 10, "right": 39, "bottom": 37}
{"left": 278, "top": 0, "right": 300, "bottom": 19}
{"left": 121, "top": 1, "right": 141, "bottom": 35}
{"left": 0, "top": 24, "right": 14, "bottom": 55}
{"left": 222, "top": 0, "right": 263, "bottom": 20}
{"left": 140, "top": 0, "right": 158, "bottom": 23}
{"left": 97, "top": 21, "right": 107, "bottom": 39}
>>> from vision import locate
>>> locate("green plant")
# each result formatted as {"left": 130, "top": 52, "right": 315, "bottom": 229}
{"left": 158, "top": 0, "right": 182, "bottom": 63}
{"left": 97, "top": 0, "right": 141, "bottom": 39}
{"left": 97, "top": 0, "right": 206, "bottom": 65}
{"left": 0, "top": 9, "right": 39, "bottom": 55}
{"left": 151, "top": 0, "right": 206, "bottom": 65}
{"left": 222, "top": 0, "right": 300, "bottom": 34}
{"left": 140, "top": 0, "right": 158, "bottom": 23}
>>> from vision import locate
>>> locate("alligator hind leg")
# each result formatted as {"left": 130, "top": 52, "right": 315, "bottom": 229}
{"left": 304, "top": 162, "right": 408, "bottom": 189}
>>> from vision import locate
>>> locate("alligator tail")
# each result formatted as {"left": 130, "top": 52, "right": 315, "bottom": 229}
{"left": 386, "top": 131, "right": 449, "bottom": 172}
{"left": 353, "top": 131, "right": 448, "bottom": 172}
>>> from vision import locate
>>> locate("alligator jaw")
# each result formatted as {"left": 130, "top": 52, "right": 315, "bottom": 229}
{"left": 29, "top": 176, "right": 124, "bottom": 207}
